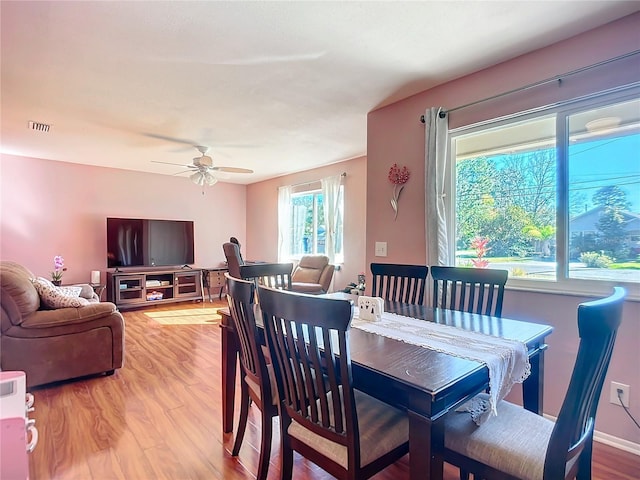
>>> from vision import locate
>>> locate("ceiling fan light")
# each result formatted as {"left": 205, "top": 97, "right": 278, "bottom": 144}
{"left": 204, "top": 172, "right": 218, "bottom": 186}
{"left": 190, "top": 171, "right": 204, "bottom": 186}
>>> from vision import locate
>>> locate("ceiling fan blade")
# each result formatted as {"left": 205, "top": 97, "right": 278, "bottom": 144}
{"left": 142, "top": 132, "right": 198, "bottom": 146}
{"left": 213, "top": 143, "right": 261, "bottom": 149}
{"left": 213, "top": 166, "right": 254, "bottom": 174}
{"left": 151, "top": 160, "right": 193, "bottom": 167}
{"left": 215, "top": 53, "right": 322, "bottom": 66}
{"left": 149, "top": 51, "right": 325, "bottom": 67}
{"left": 172, "top": 169, "right": 194, "bottom": 176}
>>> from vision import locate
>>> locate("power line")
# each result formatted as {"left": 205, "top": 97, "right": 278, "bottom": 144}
{"left": 458, "top": 179, "right": 640, "bottom": 201}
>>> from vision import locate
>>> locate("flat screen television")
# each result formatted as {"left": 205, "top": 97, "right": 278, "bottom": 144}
{"left": 106, "top": 218, "right": 195, "bottom": 268}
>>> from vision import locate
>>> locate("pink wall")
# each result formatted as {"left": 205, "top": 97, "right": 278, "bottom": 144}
{"left": 246, "top": 156, "right": 367, "bottom": 293}
{"left": 0, "top": 154, "right": 247, "bottom": 284}
{"left": 367, "top": 13, "right": 640, "bottom": 445}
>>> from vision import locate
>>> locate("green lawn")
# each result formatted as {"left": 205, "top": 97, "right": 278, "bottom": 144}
{"left": 458, "top": 252, "right": 640, "bottom": 270}
{"left": 457, "top": 254, "right": 546, "bottom": 263}
{"left": 609, "top": 262, "right": 640, "bottom": 270}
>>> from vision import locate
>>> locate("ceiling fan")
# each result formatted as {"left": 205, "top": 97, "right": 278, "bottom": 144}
{"left": 152, "top": 146, "right": 253, "bottom": 187}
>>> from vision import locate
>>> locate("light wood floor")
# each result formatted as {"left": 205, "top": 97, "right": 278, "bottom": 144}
{"left": 28, "top": 301, "right": 639, "bottom": 479}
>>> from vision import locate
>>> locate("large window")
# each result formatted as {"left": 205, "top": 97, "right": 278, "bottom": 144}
{"left": 288, "top": 187, "right": 344, "bottom": 262}
{"left": 450, "top": 90, "right": 640, "bottom": 294}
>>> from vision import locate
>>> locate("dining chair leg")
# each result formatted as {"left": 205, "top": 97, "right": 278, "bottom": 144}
{"left": 576, "top": 437, "right": 594, "bottom": 480}
{"left": 232, "top": 383, "right": 250, "bottom": 456}
{"left": 256, "top": 413, "right": 273, "bottom": 480}
{"left": 279, "top": 435, "right": 294, "bottom": 480}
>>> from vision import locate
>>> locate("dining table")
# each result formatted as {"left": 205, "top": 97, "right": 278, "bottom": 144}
{"left": 218, "top": 293, "right": 553, "bottom": 480}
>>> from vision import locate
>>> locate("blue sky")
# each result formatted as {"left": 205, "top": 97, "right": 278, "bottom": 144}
{"left": 569, "top": 134, "right": 640, "bottom": 212}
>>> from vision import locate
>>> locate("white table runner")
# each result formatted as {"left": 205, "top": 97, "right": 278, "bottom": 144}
{"left": 352, "top": 307, "right": 531, "bottom": 424}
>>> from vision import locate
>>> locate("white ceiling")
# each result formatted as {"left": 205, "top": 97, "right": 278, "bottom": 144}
{"left": 2, "top": 1, "right": 638, "bottom": 184}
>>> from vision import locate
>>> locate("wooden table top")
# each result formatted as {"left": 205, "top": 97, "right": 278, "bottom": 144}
{"left": 219, "top": 293, "right": 553, "bottom": 417}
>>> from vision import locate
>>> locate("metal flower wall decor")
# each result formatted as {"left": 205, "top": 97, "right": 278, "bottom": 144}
{"left": 388, "top": 163, "right": 410, "bottom": 220}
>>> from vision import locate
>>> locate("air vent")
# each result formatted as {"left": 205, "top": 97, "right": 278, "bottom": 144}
{"left": 28, "top": 121, "right": 51, "bottom": 132}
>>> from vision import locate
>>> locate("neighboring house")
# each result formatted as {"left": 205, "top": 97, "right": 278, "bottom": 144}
{"left": 570, "top": 205, "right": 640, "bottom": 254}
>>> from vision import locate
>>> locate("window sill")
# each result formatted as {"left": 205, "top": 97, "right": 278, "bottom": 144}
{"left": 506, "top": 277, "right": 640, "bottom": 302}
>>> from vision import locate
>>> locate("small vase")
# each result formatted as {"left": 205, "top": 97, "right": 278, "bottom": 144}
{"left": 52, "top": 280, "right": 62, "bottom": 286}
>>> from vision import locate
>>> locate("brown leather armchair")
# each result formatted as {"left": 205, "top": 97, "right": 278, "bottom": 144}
{"left": 0, "top": 261, "right": 125, "bottom": 387}
{"left": 290, "top": 255, "right": 335, "bottom": 294}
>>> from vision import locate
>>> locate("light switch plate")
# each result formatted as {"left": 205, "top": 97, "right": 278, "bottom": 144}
{"left": 375, "top": 242, "right": 387, "bottom": 257}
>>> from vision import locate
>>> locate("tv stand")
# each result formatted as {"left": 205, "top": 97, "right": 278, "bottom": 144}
{"left": 106, "top": 268, "right": 202, "bottom": 310}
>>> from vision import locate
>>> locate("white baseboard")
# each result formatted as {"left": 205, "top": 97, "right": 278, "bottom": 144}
{"left": 593, "top": 430, "right": 640, "bottom": 456}
{"left": 543, "top": 413, "right": 640, "bottom": 456}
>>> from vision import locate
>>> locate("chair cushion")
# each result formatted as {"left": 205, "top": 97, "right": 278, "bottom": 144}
{"left": 292, "top": 266, "right": 322, "bottom": 283}
{"left": 291, "top": 282, "right": 324, "bottom": 293}
{"left": 298, "top": 255, "right": 329, "bottom": 270}
{"left": 444, "top": 394, "right": 554, "bottom": 480}
{"left": 288, "top": 388, "right": 408, "bottom": 470}
{"left": 244, "top": 363, "right": 278, "bottom": 406}
{"left": 32, "top": 278, "right": 90, "bottom": 309}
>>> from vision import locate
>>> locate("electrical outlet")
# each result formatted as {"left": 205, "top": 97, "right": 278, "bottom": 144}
{"left": 610, "top": 382, "right": 630, "bottom": 407}
{"left": 374, "top": 241, "right": 387, "bottom": 257}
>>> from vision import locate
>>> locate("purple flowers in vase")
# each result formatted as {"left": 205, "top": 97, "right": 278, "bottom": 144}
{"left": 51, "top": 255, "right": 67, "bottom": 285}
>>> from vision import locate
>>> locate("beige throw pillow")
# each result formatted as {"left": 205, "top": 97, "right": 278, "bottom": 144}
{"left": 32, "top": 277, "right": 89, "bottom": 309}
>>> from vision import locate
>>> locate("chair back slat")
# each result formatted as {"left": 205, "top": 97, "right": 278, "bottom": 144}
{"left": 544, "top": 287, "right": 626, "bottom": 478}
{"left": 240, "top": 263, "right": 293, "bottom": 291}
{"left": 258, "top": 286, "right": 356, "bottom": 449}
{"left": 370, "top": 263, "right": 429, "bottom": 305}
{"left": 431, "top": 266, "right": 508, "bottom": 316}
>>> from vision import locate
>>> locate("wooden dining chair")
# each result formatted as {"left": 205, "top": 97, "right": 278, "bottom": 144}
{"left": 257, "top": 286, "right": 409, "bottom": 480}
{"left": 443, "top": 287, "right": 626, "bottom": 480}
{"left": 225, "top": 274, "right": 278, "bottom": 480}
{"left": 240, "top": 262, "right": 294, "bottom": 290}
{"left": 370, "top": 263, "right": 429, "bottom": 305}
{"left": 430, "top": 266, "right": 508, "bottom": 316}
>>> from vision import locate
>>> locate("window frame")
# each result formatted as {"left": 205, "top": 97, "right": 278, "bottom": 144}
{"left": 447, "top": 86, "right": 640, "bottom": 300}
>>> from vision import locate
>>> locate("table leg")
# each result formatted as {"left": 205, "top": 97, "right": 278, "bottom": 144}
{"left": 408, "top": 410, "right": 444, "bottom": 480}
{"left": 523, "top": 345, "right": 547, "bottom": 415}
{"left": 220, "top": 314, "right": 239, "bottom": 433}
{"left": 201, "top": 269, "right": 213, "bottom": 302}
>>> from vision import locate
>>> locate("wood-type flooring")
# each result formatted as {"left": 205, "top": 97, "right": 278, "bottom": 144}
{"left": 27, "top": 301, "right": 639, "bottom": 479}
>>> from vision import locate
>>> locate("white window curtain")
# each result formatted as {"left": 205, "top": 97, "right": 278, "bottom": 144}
{"left": 425, "top": 107, "right": 450, "bottom": 268}
{"left": 277, "top": 185, "right": 292, "bottom": 262}
{"left": 321, "top": 174, "right": 343, "bottom": 264}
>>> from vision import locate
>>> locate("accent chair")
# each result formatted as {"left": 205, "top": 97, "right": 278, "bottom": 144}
{"left": 290, "top": 254, "right": 335, "bottom": 294}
